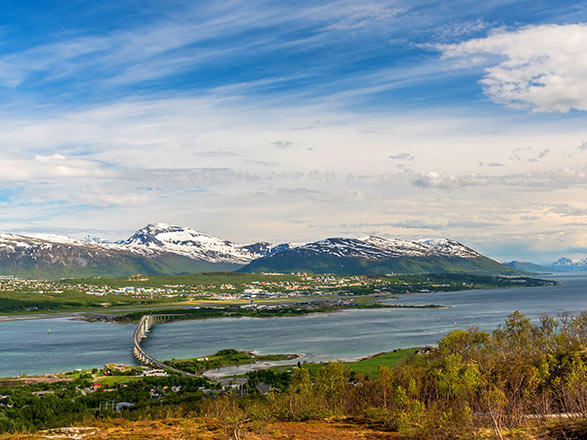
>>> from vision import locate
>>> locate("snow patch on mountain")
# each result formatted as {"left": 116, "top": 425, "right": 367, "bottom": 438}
{"left": 296, "top": 236, "right": 479, "bottom": 259}
{"left": 123, "top": 223, "right": 261, "bottom": 264}
{"left": 417, "top": 238, "right": 480, "bottom": 258}
{"left": 551, "top": 257, "right": 587, "bottom": 268}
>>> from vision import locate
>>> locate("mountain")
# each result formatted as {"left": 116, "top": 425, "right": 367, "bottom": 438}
{"left": 0, "top": 224, "right": 519, "bottom": 278}
{"left": 123, "top": 223, "right": 260, "bottom": 264}
{"left": 0, "top": 223, "right": 267, "bottom": 279}
{"left": 241, "top": 242, "right": 298, "bottom": 257}
{"left": 503, "top": 260, "right": 553, "bottom": 273}
{"left": 239, "top": 236, "right": 516, "bottom": 275}
{"left": 548, "top": 257, "right": 587, "bottom": 272}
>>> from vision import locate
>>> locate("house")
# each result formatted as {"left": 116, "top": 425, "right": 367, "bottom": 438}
{"left": 256, "top": 383, "right": 275, "bottom": 395}
{"left": 217, "top": 377, "right": 248, "bottom": 390}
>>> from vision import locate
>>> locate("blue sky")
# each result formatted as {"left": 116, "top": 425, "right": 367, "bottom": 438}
{"left": 0, "top": 0, "right": 586, "bottom": 262}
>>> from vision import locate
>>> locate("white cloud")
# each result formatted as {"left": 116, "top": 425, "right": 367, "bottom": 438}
{"left": 441, "top": 24, "right": 587, "bottom": 112}
{"left": 389, "top": 153, "right": 414, "bottom": 160}
{"left": 272, "top": 140, "right": 292, "bottom": 149}
{"left": 35, "top": 153, "right": 66, "bottom": 162}
{"left": 0, "top": 156, "right": 111, "bottom": 181}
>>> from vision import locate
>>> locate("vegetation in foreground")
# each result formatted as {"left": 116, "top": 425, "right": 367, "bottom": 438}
{"left": 4, "top": 417, "right": 586, "bottom": 440}
{"left": 0, "top": 312, "right": 585, "bottom": 439}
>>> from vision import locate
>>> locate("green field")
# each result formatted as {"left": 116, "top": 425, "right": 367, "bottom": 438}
{"left": 264, "top": 348, "right": 418, "bottom": 379}
{"left": 341, "top": 348, "right": 419, "bottom": 376}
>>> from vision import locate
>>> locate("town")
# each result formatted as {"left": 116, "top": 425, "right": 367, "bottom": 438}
{"left": 0, "top": 272, "right": 553, "bottom": 317}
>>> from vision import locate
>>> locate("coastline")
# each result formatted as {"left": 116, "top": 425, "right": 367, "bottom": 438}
{"left": 0, "top": 302, "right": 446, "bottom": 323}
{"left": 1, "top": 348, "right": 415, "bottom": 381}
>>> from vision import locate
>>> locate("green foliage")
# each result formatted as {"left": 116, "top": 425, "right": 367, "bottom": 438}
{"left": 0, "top": 373, "right": 209, "bottom": 434}
{"left": 246, "top": 369, "right": 291, "bottom": 393}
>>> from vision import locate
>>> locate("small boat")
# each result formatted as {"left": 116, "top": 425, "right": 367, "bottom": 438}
{"left": 48, "top": 329, "right": 52, "bottom": 334}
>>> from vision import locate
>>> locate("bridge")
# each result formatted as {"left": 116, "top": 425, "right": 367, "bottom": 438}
{"left": 132, "top": 314, "right": 200, "bottom": 377}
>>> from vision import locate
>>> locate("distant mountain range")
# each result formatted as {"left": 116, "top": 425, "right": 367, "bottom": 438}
{"left": 0, "top": 223, "right": 519, "bottom": 278}
{"left": 504, "top": 256, "right": 587, "bottom": 273}
{"left": 548, "top": 257, "right": 587, "bottom": 272}
{"left": 503, "top": 261, "right": 553, "bottom": 273}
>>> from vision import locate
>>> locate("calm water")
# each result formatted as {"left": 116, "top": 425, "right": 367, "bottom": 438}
{"left": 1, "top": 273, "right": 585, "bottom": 377}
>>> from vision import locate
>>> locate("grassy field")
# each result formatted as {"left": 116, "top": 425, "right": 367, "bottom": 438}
{"left": 341, "top": 348, "right": 419, "bottom": 377}
{"left": 97, "top": 375, "right": 142, "bottom": 386}
{"left": 266, "top": 348, "right": 418, "bottom": 378}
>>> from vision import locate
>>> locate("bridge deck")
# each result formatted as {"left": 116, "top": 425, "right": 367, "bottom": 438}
{"left": 132, "top": 314, "right": 200, "bottom": 378}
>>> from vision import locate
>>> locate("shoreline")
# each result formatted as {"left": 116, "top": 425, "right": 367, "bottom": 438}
{"left": 0, "top": 348, "right": 417, "bottom": 382}
{"left": 0, "top": 303, "right": 447, "bottom": 323}
{"left": 0, "top": 275, "right": 557, "bottom": 323}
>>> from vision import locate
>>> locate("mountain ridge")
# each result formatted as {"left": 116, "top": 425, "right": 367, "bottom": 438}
{"left": 0, "top": 224, "right": 516, "bottom": 278}
{"left": 239, "top": 236, "right": 514, "bottom": 275}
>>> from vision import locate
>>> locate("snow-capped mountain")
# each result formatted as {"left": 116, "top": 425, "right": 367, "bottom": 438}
{"left": 123, "top": 223, "right": 262, "bottom": 264}
{"left": 288, "top": 236, "right": 480, "bottom": 260}
{"left": 240, "top": 242, "right": 294, "bottom": 257}
{"left": 240, "top": 235, "right": 509, "bottom": 275}
{"left": 83, "top": 235, "right": 118, "bottom": 245}
{"left": 0, "top": 225, "right": 507, "bottom": 278}
{"left": 0, "top": 224, "right": 263, "bottom": 279}
{"left": 416, "top": 238, "right": 481, "bottom": 258}
{"left": 550, "top": 257, "right": 587, "bottom": 271}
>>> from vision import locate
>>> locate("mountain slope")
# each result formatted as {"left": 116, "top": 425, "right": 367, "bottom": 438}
{"left": 123, "top": 223, "right": 260, "bottom": 264}
{"left": 0, "top": 232, "right": 242, "bottom": 279}
{"left": 0, "top": 223, "right": 261, "bottom": 279}
{"left": 240, "top": 236, "right": 515, "bottom": 275}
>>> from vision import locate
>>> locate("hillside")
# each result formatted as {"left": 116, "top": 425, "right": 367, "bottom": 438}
{"left": 0, "top": 224, "right": 255, "bottom": 279}
{"left": 504, "top": 260, "right": 553, "bottom": 273}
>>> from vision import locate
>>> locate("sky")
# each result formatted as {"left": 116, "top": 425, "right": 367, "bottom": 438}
{"left": 0, "top": 0, "right": 586, "bottom": 263}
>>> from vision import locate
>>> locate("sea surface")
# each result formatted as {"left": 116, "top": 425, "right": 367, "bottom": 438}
{"left": 1, "top": 273, "right": 586, "bottom": 378}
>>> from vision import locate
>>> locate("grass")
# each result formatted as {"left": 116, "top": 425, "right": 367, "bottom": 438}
{"left": 265, "top": 348, "right": 418, "bottom": 378}
{"left": 97, "top": 375, "right": 142, "bottom": 386}
{"left": 342, "top": 348, "right": 419, "bottom": 377}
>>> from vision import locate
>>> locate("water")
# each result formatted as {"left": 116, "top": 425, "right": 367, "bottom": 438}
{"left": 1, "top": 274, "right": 585, "bottom": 377}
